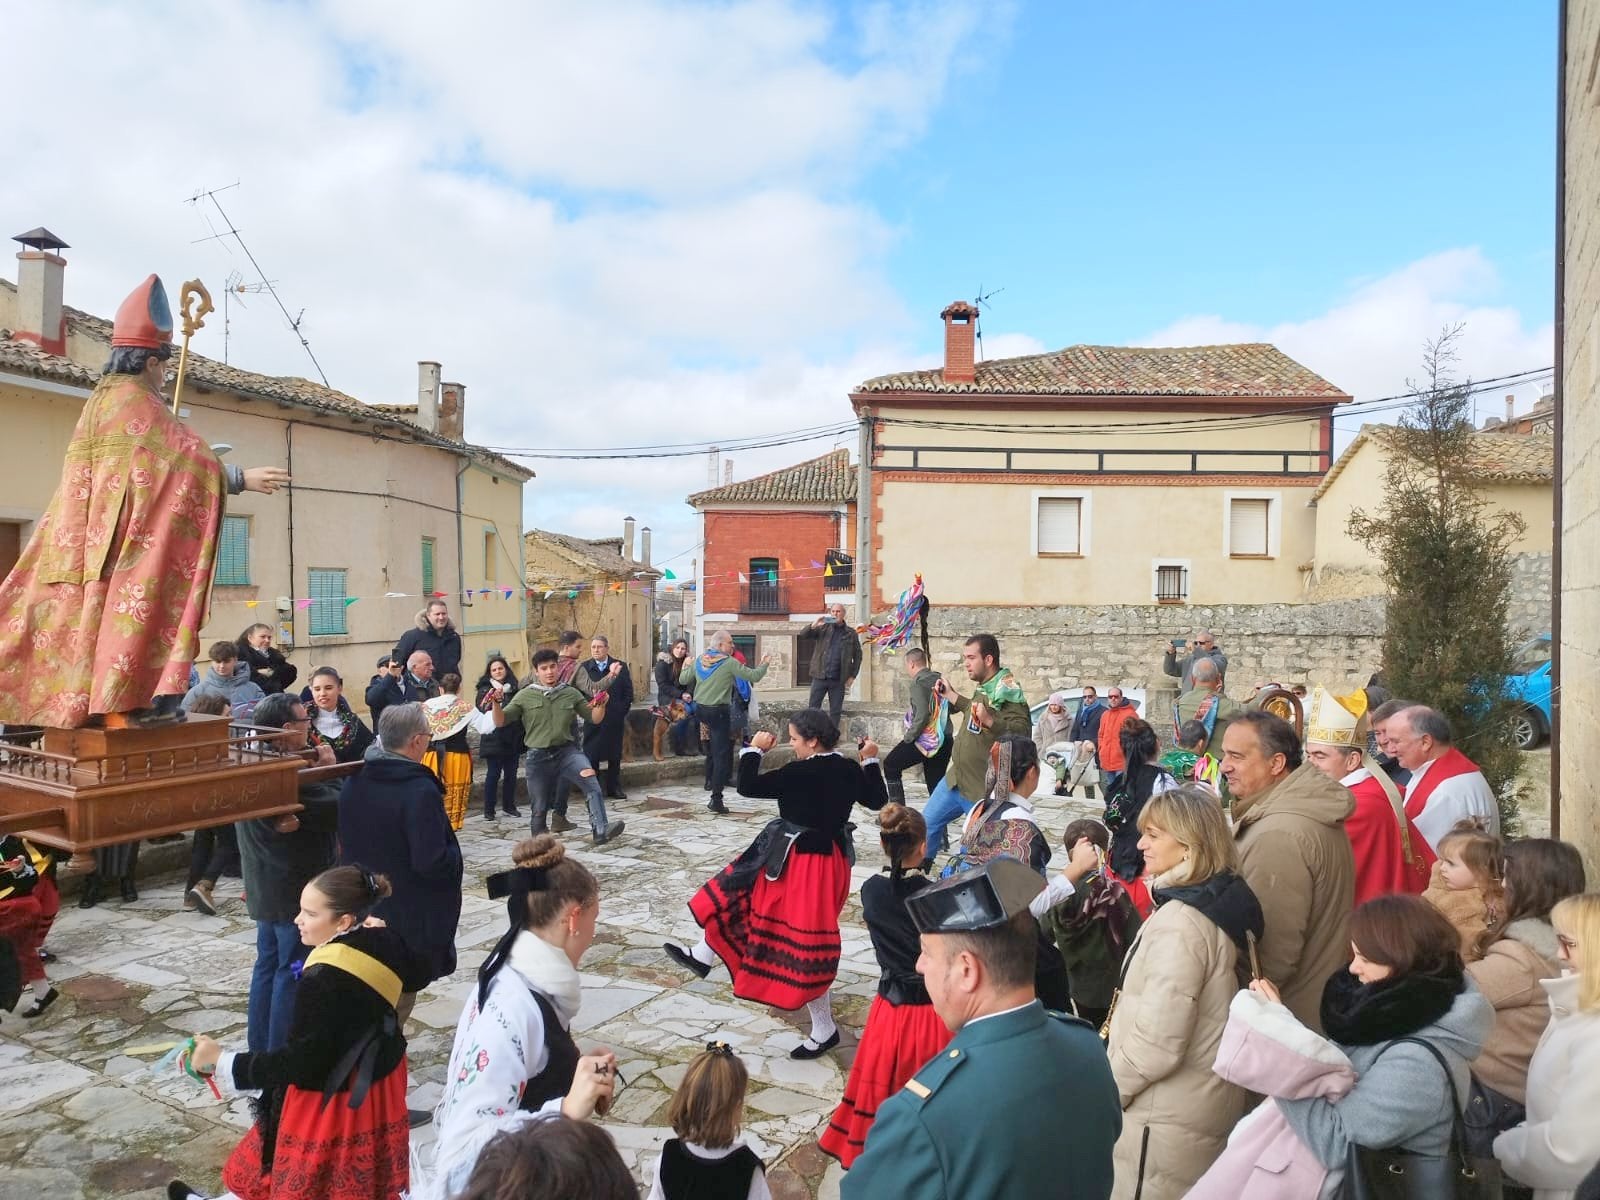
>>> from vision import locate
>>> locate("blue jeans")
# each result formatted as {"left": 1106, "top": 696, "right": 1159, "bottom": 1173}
{"left": 525, "top": 745, "right": 610, "bottom": 836}
{"left": 484, "top": 755, "right": 520, "bottom": 816}
{"left": 922, "top": 776, "right": 974, "bottom": 855}
{"left": 249, "top": 919, "right": 302, "bottom": 1052}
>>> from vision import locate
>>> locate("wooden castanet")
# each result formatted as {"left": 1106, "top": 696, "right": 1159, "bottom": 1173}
{"left": 0, "top": 714, "right": 320, "bottom": 852}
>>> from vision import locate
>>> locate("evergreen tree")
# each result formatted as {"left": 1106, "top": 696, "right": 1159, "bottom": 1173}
{"left": 1348, "top": 327, "right": 1525, "bottom": 831}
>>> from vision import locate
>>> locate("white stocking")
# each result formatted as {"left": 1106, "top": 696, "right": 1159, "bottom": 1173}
{"left": 804, "top": 990, "right": 837, "bottom": 1045}
{"left": 688, "top": 934, "right": 715, "bottom": 967}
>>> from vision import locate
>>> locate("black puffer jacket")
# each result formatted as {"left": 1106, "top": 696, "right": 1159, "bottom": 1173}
{"left": 392, "top": 609, "right": 462, "bottom": 679}
{"left": 236, "top": 640, "right": 298, "bottom": 696}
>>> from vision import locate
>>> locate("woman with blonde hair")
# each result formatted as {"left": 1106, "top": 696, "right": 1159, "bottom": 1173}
{"left": 1496, "top": 892, "right": 1600, "bottom": 1198}
{"left": 1106, "top": 784, "right": 1263, "bottom": 1200}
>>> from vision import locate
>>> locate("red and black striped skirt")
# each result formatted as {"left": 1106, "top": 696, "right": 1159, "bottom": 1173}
{"left": 819, "top": 995, "right": 951, "bottom": 1168}
{"left": 689, "top": 846, "right": 851, "bottom": 1010}
{"left": 222, "top": 1061, "right": 409, "bottom": 1200}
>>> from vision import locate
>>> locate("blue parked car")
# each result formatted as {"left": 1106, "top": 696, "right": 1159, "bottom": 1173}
{"left": 1506, "top": 634, "right": 1552, "bottom": 750}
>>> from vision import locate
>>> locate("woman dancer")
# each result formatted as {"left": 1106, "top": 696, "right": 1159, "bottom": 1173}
{"left": 303, "top": 667, "right": 373, "bottom": 765}
{"left": 474, "top": 656, "right": 523, "bottom": 820}
{"left": 818, "top": 804, "right": 950, "bottom": 1168}
{"left": 171, "top": 866, "right": 426, "bottom": 1200}
{"left": 664, "top": 708, "right": 886, "bottom": 1058}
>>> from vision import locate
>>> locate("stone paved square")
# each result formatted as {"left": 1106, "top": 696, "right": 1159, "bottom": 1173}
{"left": 0, "top": 776, "right": 1099, "bottom": 1200}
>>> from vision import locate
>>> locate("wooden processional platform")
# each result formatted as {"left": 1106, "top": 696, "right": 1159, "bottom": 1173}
{"left": 0, "top": 714, "right": 314, "bottom": 853}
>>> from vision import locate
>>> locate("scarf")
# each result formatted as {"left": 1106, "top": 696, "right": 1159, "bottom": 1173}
{"left": 1320, "top": 958, "right": 1466, "bottom": 1046}
{"left": 1149, "top": 869, "right": 1264, "bottom": 965}
{"left": 975, "top": 666, "right": 1026, "bottom": 708}
{"left": 506, "top": 929, "right": 582, "bottom": 1028}
{"left": 1051, "top": 870, "right": 1132, "bottom": 946}
{"left": 310, "top": 697, "right": 362, "bottom": 752}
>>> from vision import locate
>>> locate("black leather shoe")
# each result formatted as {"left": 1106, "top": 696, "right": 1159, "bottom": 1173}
{"left": 78, "top": 877, "right": 103, "bottom": 909}
{"left": 503, "top": 806, "right": 521, "bottom": 819}
{"left": 790, "top": 1030, "right": 840, "bottom": 1060}
{"left": 707, "top": 798, "right": 729, "bottom": 814}
{"left": 20, "top": 987, "right": 59, "bottom": 1018}
{"left": 664, "top": 942, "right": 711, "bottom": 979}
{"left": 120, "top": 878, "right": 139, "bottom": 903}
{"left": 606, "top": 789, "right": 627, "bottom": 801}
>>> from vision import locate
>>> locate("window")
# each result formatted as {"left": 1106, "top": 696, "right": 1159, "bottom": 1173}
{"left": 824, "top": 549, "right": 854, "bottom": 592}
{"left": 421, "top": 537, "right": 436, "bottom": 597}
{"left": 745, "top": 558, "right": 782, "bottom": 614}
{"left": 1154, "top": 561, "right": 1190, "bottom": 604}
{"left": 1032, "top": 491, "right": 1091, "bottom": 556}
{"left": 308, "top": 568, "right": 348, "bottom": 636}
{"left": 1228, "top": 498, "right": 1271, "bottom": 557}
{"left": 215, "top": 515, "right": 251, "bottom": 585}
{"left": 732, "top": 635, "right": 757, "bottom": 664}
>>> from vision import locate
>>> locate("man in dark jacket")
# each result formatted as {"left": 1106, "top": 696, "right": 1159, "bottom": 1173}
{"left": 1067, "top": 686, "right": 1107, "bottom": 800}
{"left": 579, "top": 634, "right": 634, "bottom": 801}
{"left": 338, "top": 702, "right": 464, "bottom": 1027}
{"left": 237, "top": 692, "right": 340, "bottom": 1053}
{"left": 365, "top": 650, "right": 439, "bottom": 725}
{"left": 882, "top": 648, "right": 951, "bottom": 805}
{"left": 806, "top": 603, "right": 862, "bottom": 723}
{"left": 1161, "top": 630, "right": 1228, "bottom": 692}
{"left": 392, "top": 599, "right": 463, "bottom": 680}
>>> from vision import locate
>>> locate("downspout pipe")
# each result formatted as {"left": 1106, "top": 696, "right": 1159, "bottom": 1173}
{"left": 1550, "top": 0, "right": 1567, "bottom": 838}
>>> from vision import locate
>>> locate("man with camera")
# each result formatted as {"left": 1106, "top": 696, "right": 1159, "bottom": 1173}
{"left": 1162, "top": 630, "right": 1228, "bottom": 692}
{"left": 806, "top": 603, "right": 862, "bottom": 724}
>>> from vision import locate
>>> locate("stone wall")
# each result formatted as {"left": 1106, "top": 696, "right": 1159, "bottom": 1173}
{"left": 867, "top": 597, "right": 1391, "bottom": 708}
{"left": 1507, "top": 553, "right": 1552, "bottom": 640}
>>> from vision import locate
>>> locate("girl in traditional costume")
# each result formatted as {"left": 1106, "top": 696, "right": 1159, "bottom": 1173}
{"left": 649, "top": 1042, "right": 771, "bottom": 1200}
{"left": 427, "top": 836, "right": 618, "bottom": 1200}
{"left": 664, "top": 708, "right": 887, "bottom": 1058}
{"left": 304, "top": 667, "right": 374, "bottom": 765}
{"left": 172, "top": 866, "right": 426, "bottom": 1200}
{"left": 818, "top": 804, "right": 950, "bottom": 1168}
{"left": 422, "top": 674, "right": 496, "bottom": 831}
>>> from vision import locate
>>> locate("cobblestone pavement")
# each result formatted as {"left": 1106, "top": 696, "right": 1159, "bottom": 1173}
{"left": 0, "top": 775, "right": 1100, "bottom": 1200}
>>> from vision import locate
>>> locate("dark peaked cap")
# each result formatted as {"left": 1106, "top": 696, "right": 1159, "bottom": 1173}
{"left": 906, "top": 857, "right": 1044, "bottom": 934}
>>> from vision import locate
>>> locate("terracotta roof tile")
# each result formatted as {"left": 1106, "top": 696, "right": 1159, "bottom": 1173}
{"left": 688, "top": 449, "right": 856, "bottom": 506}
{"left": 0, "top": 333, "right": 98, "bottom": 387}
{"left": 854, "top": 342, "right": 1347, "bottom": 400}
{"left": 525, "top": 529, "right": 659, "bottom": 578}
{"left": 1311, "top": 424, "right": 1553, "bottom": 501}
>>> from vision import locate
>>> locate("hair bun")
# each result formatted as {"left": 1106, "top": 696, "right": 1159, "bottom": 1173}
{"left": 512, "top": 834, "right": 566, "bottom": 871}
{"left": 879, "top": 803, "right": 913, "bottom": 836}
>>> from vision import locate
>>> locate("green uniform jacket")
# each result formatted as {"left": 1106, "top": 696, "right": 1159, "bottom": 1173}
{"left": 945, "top": 690, "right": 1033, "bottom": 800}
{"left": 678, "top": 655, "right": 768, "bottom": 706}
{"left": 500, "top": 683, "right": 594, "bottom": 751}
{"left": 842, "top": 1001, "right": 1120, "bottom": 1200}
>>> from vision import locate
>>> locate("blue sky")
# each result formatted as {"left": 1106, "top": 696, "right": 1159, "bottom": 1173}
{"left": 4, "top": 1, "right": 1558, "bottom": 566}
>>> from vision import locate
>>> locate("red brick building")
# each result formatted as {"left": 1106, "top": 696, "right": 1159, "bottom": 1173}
{"left": 687, "top": 449, "right": 857, "bottom": 694}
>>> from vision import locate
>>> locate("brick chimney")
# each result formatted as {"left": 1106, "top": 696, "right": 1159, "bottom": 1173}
{"left": 940, "top": 300, "right": 979, "bottom": 384}
{"left": 439, "top": 381, "right": 465, "bottom": 442}
{"left": 13, "top": 228, "right": 69, "bottom": 356}
{"left": 417, "top": 362, "right": 441, "bottom": 432}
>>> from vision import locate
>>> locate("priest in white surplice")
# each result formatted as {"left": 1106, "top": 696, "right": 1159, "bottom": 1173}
{"left": 1390, "top": 705, "right": 1499, "bottom": 848}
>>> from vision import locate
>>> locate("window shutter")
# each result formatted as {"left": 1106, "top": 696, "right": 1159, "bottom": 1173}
{"left": 1229, "top": 499, "right": 1270, "bottom": 556}
{"left": 1037, "top": 498, "right": 1081, "bottom": 554}
{"left": 215, "top": 516, "right": 250, "bottom": 585}
{"left": 308, "top": 568, "right": 348, "bottom": 636}
{"left": 421, "top": 538, "right": 436, "bottom": 596}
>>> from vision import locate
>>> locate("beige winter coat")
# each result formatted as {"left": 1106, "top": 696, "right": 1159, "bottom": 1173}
{"left": 1107, "top": 895, "right": 1251, "bottom": 1200}
{"left": 1467, "top": 918, "right": 1562, "bottom": 1104}
{"left": 1233, "top": 762, "right": 1356, "bottom": 1032}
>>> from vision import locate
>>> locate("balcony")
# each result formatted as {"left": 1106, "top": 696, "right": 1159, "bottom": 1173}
{"left": 741, "top": 582, "right": 786, "bottom": 614}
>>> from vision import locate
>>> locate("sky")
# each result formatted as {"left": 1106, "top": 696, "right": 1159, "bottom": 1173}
{"left": 2, "top": 1, "right": 1557, "bottom": 574}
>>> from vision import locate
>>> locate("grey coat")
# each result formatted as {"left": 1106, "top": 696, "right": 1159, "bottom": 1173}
{"left": 1277, "top": 979, "right": 1495, "bottom": 1169}
{"left": 1162, "top": 646, "right": 1229, "bottom": 692}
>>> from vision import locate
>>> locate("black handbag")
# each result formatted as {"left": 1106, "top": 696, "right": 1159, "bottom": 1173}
{"left": 1463, "top": 1075, "right": 1525, "bottom": 1159}
{"left": 1343, "top": 1037, "right": 1503, "bottom": 1200}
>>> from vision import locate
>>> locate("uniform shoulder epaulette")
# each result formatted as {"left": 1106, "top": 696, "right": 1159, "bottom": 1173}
{"left": 899, "top": 1041, "right": 968, "bottom": 1103}
{"left": 1045, "top": 1008, "right": 1096, "bottom": 1031}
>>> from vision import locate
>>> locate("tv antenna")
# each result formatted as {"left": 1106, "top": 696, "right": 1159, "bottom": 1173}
{"left": 973, "top": 284, "right": 1004, "bottom": 361}
{"left": 220, "top": 269, "right": 277, "bottom": 364}
{"left": 185, "top": 183, "right": 330, "bottom": 386}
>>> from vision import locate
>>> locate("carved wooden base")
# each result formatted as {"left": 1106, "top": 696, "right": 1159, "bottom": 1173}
{"left": 0, "top": 714, "right": 304, "bottom": 852}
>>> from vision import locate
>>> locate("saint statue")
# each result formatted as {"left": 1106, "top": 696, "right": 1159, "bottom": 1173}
{"left": 0, "top": 274, "right": 288, "bottom": 727}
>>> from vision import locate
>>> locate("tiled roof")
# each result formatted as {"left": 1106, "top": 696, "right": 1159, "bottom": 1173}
{"left": 0, "top": 285, "right": 531, "bottom": 481}
{"left": 1311, "top": 424, "right": 1554, "bottom": 501}
{"left": 854, "top": 342, "right": 1348, "bottom": 400}
{"left": 526, "top": 529, "right": 660, "bottom": 578}
{"left": 689, "top": 449, "right": 857, "bottom": 506}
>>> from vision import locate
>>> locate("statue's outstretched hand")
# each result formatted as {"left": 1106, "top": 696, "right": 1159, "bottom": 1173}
{"left": 242, "top": 467, "right": 291, "bottom": 494}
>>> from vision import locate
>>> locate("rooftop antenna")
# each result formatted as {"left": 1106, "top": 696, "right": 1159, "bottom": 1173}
{"left": 220, "top": 269, "right": 277, "bottom": 364}
{"left": 185, "top": 182, "right": 330, "bottom": 385}
{"left": 972, "top": 284, "right": 1004, "bottom": 362}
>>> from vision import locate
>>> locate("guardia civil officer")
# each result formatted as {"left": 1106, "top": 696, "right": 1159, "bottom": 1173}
{"left": 841, "top": 857, "right": 1120, "bottom": 1199}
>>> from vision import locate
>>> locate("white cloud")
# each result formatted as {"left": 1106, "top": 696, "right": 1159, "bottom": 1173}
{"left": 1, "top": 0, "right": 999, "bottom": 564}
{"left": 1142, "top": 248, "right": 1555, "bottom": 439}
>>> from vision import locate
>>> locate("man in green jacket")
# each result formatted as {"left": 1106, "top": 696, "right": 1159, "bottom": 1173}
{"left": 882, "top": 648, "right": 951, "bottom": 805}
{"left": 489, "top": 648, "right": 626, "bottom": 845}
{"left": 680, "top": 630, "right": 769, "bottom": 814}
{"left": 842, "top": 857, "right": 1120, "bottom": 1200}
{"left": 921, "top": 634, "right": 1032, "bottom": 864}
{"left": 1172, "top": 657, "right": 1243, "bottom": 749}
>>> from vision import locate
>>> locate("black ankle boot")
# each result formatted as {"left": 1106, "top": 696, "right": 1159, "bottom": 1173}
{"left": 78, "top": 875, "right": 104, "bottom": 909}
{"left": 120, "top": 876, "right": 139, "bottom": 903}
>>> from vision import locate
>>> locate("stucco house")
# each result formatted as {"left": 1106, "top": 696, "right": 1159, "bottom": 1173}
{"left": 1, "top": 233, "right": 532, "bottom": 705}
{"left": 524, "top": 522, "right": 660, "bottom": 684}
{"left": 687, "top": 449, "right": 857, "bottom": 696}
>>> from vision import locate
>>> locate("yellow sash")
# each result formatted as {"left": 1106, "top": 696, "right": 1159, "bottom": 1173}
{"left": 302, "top": 942, "right": 403, "bottom": 1009}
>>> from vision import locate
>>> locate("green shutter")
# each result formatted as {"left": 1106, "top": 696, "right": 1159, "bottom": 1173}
{"left": 308, "top": 568, "right": 348, "bottom": 636}
{"left": 215, "top": 516, "right": 250, "bottom": 585}
{"left": 421, "top": 538, "right": 436, "bottom": 597}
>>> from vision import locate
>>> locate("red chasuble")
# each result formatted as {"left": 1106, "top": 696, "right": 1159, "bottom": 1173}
{"left": 0, "top": 373, "right": 225, "bottom": 726}
{"left": 1345, "top": 771, "right": 1435, "bottom": 906}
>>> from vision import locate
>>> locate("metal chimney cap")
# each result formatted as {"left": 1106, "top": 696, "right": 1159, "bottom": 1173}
{"left": 12, "top": 227, "right": 69, "bottom": 252}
